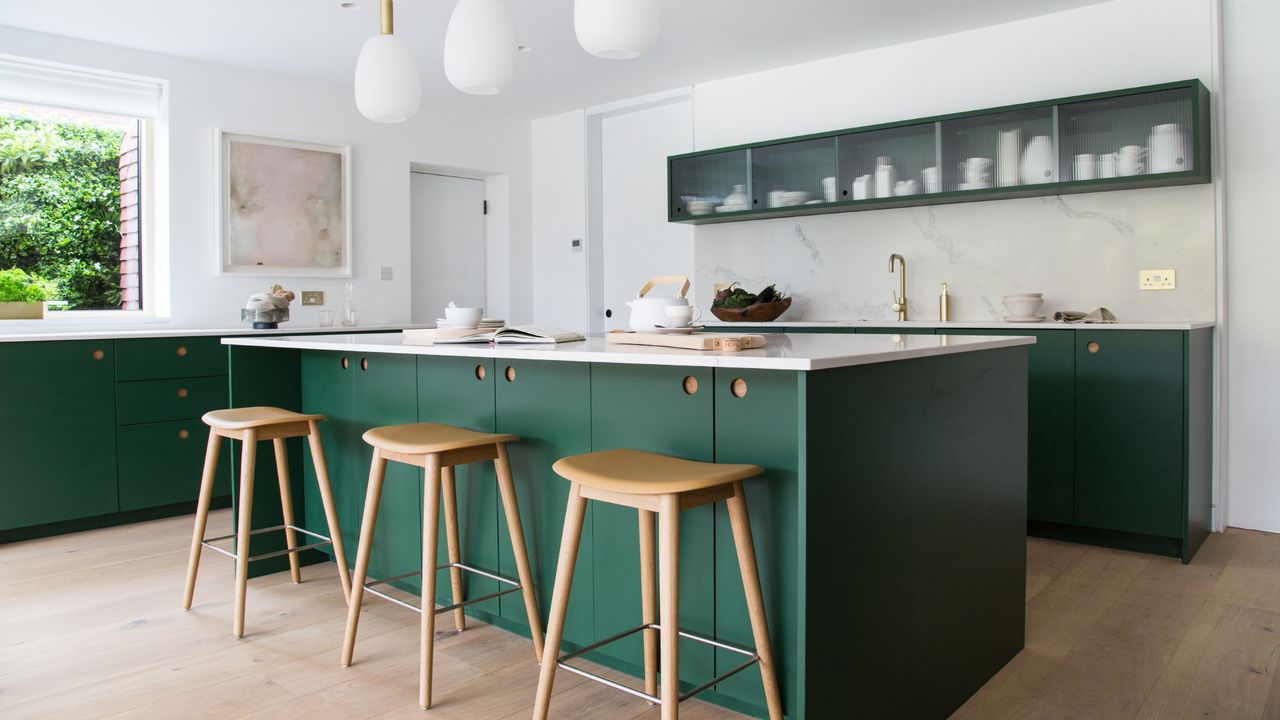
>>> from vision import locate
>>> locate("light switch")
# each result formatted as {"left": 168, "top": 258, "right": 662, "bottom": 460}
{"left": 380, "top": 266, "right": 393, "bottom": 281}
{"left": 301, "top": 291, "right": 324, "bottom": 306}
{"left": 1139, "top": 269, "right": 1176, "bottom": 290}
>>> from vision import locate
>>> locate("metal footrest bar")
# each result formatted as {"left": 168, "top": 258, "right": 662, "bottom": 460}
{"left": 555, "top": 622, "right": 760, "bottom": 704}
{"left": 361, "top": 562, "right": 522, "bottom": 615}
{"left": 201, "top": 524, "right": 334, "bottom": 562}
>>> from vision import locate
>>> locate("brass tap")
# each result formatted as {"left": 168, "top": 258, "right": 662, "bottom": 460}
{"left": 889, "top": 254, "right": 907, "bottom": 321}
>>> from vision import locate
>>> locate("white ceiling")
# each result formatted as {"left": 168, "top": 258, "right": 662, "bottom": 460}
{"left": 0, "top": 0, "right": 1113, "bottom": 119}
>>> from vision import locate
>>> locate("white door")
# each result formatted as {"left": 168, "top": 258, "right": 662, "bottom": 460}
{"left": 599, "top": 101, "right": 694, "bottom": 330}
{"left": 410, "top": 172, "right": 486, "bottom": 323}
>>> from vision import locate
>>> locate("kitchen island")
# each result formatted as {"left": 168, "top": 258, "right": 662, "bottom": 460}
{"left": 223, "top": 331, "right": 1032, "bottom": 720}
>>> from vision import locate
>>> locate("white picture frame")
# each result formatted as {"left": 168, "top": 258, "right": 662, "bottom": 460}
{"left": 214, "top": 129, "right": 352, "bottom": 276}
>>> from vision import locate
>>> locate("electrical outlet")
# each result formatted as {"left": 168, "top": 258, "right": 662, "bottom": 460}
{"left": 1139, "top": 269, "right": 1176, "bottom": 290}
{"left": 380, "top": 266, "right": 393, "bottom": 281}
{"left": 301, "top": 291, "right": 324, "bottom": 306}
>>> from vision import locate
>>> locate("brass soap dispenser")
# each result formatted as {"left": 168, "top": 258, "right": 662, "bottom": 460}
{"left": 939, "top": 283, "right": 952, "bottom": 322}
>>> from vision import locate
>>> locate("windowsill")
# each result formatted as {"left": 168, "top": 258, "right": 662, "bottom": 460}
{"left": 0, "top": 310, "right": 168, "bottom": 333}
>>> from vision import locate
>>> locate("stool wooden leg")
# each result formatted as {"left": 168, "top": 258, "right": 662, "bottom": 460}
{"left": 533, "top": 482, "right": 588, "bottom": 720}
{"left": 639, "top": 508, "right": 658, "bottom": 699}
{"left": 440, "top": 465, "right": 467, "bottom": 633}
{"left": 726, "top": 481, "right": 783, "bottom": 720}
{"left": 420, "top": 454, "right": 443, "bottom": 710}
{"left": 494, "top": 442, "right": 545, "bottom": 659}
{"left": 273, "top": 438, "right": 302, "bottom": 585}
{"left": 182, "top": 430, "right": 222, "bottom": 610}
{"left": 307, "top": 421, "right": 352, "bottom": 603}
{"left": 658, "top": 493, "right": 681, "bottom": 720}
{"left": 233, "top": 429, "right": 258, "bottom": 639}
{"left": 341, "top": 449, "right": 387, "bottom": 667}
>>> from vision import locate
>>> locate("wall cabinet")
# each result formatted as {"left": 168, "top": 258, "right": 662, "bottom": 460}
{"left": 669, "top": 80, "right": 1210, "bottom": 224}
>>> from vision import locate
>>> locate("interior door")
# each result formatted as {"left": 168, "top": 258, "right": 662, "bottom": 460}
{"left": 410, "top": 172, "right": 486, "bottom": 323}
{"left": 600, "top": 101, "right": 694, "bottom": 330}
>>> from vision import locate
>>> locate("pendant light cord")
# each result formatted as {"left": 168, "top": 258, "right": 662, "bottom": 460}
{"left": 381, "top": 0, "right": 394, "bottom": 35}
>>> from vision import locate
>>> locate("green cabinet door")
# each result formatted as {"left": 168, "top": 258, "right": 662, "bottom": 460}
{"left": 115, "top": 336, "right": 227, "bottom": 380}
{"left": 944, "top": 329, "right": 1075, "bottom": 524}
{"left": 117, "top": 419, "right": 229, "bottom": 511}
{"left": 1074, "top": 331, "right": 1184, "bottom": 538}
{"left": 301, "top": 350, "right": 358, "bottom": 563}
{"left": 589, "top": 363, "right": 716, "bottom": 688}
{"left": 494, "top": 359, "right": 593, "bottom": 645}
{"left": 711, "top": 369, "right": 802, "bottom": 719}
{"left": 0, "top": 341, "right": 118, "bottom": 529}
{"left": 418, "top": 356, "right": 498, "bottom": 612}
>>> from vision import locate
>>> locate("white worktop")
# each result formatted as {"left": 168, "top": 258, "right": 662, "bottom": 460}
{"left": 222, "top": 331, "right": 1035, "bottom": 372}
{"left": 0, "top": 323, "right": 427, "bottom": 343}
{"left": 705, "top": 319, "right": 1215, "bottom": 331}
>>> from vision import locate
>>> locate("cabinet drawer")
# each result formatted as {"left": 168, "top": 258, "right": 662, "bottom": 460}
{"left": 116, "top": 376, "right": 229, "bottom": 425}
{"left": 117, "top": 419, "right": 230, "bottom": 511}
{"left": 115, "top": 336, "right": 227, "bottom": 381}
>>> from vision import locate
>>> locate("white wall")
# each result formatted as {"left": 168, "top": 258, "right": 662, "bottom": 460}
{"left": 531, "top": 110, "right": 589, "bottom": 330}
{"left": 689, "top": 0, "right": 1217, "bottom": 321}
{"left": 0, "top": 24, "right": 533, "bottom": 329}
{"left": 1223, "top": 0, "right": 1280, "bottom": 532}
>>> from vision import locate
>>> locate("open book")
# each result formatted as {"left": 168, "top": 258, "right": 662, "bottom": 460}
{"left": 404, "top": 325, "right": 584, "bottom": 345}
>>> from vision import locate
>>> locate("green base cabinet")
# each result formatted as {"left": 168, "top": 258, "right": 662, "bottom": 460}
{"left": 117, "top": 420, "right": 229, "bottom": 511}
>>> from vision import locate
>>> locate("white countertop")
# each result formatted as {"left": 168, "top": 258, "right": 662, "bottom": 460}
{"left": 705, "top": 319, "right": 1215, "bottom": 331}
{"left": 222, "top": 331, "right": 1036, "bottom": 372}
{"left": 0, "top": 323, "right": 426, "bottom": 343}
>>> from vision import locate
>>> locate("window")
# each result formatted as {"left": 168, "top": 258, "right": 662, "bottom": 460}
{"left": 0, "top": 55, "right": 164, "bottom": 315}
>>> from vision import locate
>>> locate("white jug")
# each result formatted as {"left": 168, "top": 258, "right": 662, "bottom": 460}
{"left": 997, "top": 129, "right": 1023, "bottom": 187}
{"left": 1148, "top": 123, "right": 1188, "bottom": 174}
{"left": 1020, "top": 136, "right": 1054, "bottom": 185}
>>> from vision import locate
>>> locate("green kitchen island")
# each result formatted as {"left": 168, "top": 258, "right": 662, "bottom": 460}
{"left": 222, "top": 331, "right": 1032, "bottom": 720}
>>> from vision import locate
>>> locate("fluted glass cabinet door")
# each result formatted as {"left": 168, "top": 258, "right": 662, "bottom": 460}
{"left": 940, "top": 106, "right": 1055, "bottom": 193}
{"left": 837, "top": 122, "right": 938, "bottom": 202}
{"left": 750, "top": 137, "right": 838, "bottom": 210}
{"left": 1058, "top": 86, "right": 1200, "bottom": 184}
{"left": 668, "top": 148, "right": 749, "bottom": 220}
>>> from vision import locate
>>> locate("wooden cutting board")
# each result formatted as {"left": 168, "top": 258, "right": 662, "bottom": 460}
{"left": 606, "top": 330, "right": 767, "bottom": 352}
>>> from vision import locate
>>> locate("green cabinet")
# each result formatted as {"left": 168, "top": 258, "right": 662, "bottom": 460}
{"left": 117, "top": 419, "right": 226, "bottom": 511}
{"left": 115, "top": 376, "right": 229, "bottom": 425}
{"left": 589, "top": 363, "right": 716, "bottom": 688}
{"left": 1074, "top": 330, "right": 1185, "bottom": 539}
{"left": 494, "top": 360, "right": 594, "bottom": 644}
{"left": 115, "top": 336, "right": 226, "bottom": 381}
{"left": 0, "top": 340, "right": 118, "bottom": 530}
{"left": 854, "top": 327, "right": 935, "bottom": 335}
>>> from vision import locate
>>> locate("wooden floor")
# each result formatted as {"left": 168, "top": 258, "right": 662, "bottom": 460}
{"left": 2, "top": 514, "right": 1280, "bottom": 720}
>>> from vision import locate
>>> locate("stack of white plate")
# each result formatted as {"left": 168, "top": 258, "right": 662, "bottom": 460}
{"left": 436, "top": 318, "right": 505, "bottom": 330}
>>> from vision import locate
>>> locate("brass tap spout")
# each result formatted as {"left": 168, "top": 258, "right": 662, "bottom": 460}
{"left": 889, "top": 254, "right": 907, "bottom": 321}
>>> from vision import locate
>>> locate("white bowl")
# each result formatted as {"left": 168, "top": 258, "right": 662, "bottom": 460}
{"left": 444, "top": 306, "right": 483, "bottom": 329}
{"left": 1002, "top": 292, "right": 1044, "bottom": 299}
{"left": 1003, "top": 297, "right": 1044, "bottom": 317}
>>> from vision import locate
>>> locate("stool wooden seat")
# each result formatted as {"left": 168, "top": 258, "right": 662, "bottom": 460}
{"left": 534, "top": 450, "right": 782, "bottom": 720}
{"left": 182, "top": 406, "right": 352, "bottom": 639}
{"left": 342, "top": 422, "right": 544, "bottom": 710}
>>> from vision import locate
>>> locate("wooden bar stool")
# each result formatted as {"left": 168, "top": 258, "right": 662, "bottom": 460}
{"left": 182, "top": 406, "right": 352, "bottom": 639}
{"left": 533, "top": 449, "right": 783, "bottom": 720}
{"left": 341, "top": 422, "right": 545, "bottom": 710}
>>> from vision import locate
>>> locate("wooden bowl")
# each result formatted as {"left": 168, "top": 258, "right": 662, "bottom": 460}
{"left": 710, "top": 297, "right": 792, "bottom": 322}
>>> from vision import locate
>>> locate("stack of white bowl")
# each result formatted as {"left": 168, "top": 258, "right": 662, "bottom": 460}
{"left": 1003, "top": 293, "right": 1045, "bottom": 323}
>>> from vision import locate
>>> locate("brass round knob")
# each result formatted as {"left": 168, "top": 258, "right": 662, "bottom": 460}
{"left": 341, "top": 356, "right": 349, "bottom": 369}
{"left": 177, "top": 387, "right": 189, "bottom": 398}
{"left": 360, "top": 358, "right": 368, "bottom": 371}
{"left": 475, "top": 364, "right": 487, "bottom": 381}
{"left": 730, "top": 378, "right": 748, "bottom": 398}
{"left": 505, "top": 366, "right": 516, "bottom": 382}
{"left": 178, "top": 429, "right": 190, "bottom": 440}
{"left": 682, "top": 376, "right": 698, "bottom": 395}
{"left": 1087, "top": 341, "right": 1100, "bottom": 354}
{"left": 176, "top": 346, "right": 188, "bottom": 357}
{"left": 92, "top": 349, "right": 105, "bottom": 361}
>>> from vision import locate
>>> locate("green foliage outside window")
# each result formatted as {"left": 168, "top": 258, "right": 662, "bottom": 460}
{"left": 0, "top": 267, "right": 56, "bottom": 303}
{"left": 0, "top": 114, "right": 126, "bottom": 309}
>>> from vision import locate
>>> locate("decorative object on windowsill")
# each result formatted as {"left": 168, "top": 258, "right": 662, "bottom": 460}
{"left": 1053, "top": 308, "right": 1118, "bottom": 324}
{"left": 241, "top": 284, "right": 295, "bottom": 329}
{"left": 354, "top": 0, "right": 421, "bottom": 122}
{"left": 0, "top": 268, "right": 56, "bottom": 320}
{"left": 575, "top": 0, "right": 660, "bottom": 59}
{"left": 710, "top": 283, "right": 792, "bottom": 323}
{"left": 444, "top": 0, "right": 517, "bottom": 95}
{"left": 215, "top": 130, "right": 351, "bottom": 277}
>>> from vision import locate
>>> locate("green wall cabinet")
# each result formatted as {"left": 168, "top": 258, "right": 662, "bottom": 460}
{"left": 0, "top": 340, "right": 119, "bottom": 530}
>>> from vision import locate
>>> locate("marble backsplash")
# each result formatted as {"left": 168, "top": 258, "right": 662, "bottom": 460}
{"left": 693, "top": 184, "right": 1216, "bottom": 323}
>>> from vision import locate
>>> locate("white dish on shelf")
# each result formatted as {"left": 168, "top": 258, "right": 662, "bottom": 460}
{"left": 716, "top": 204, "right": 749, "bottom": 213}
{"left": 957, "top": 181, "right": 993, "bottom": 191}
{"left": 1004, "top": 315, "right": 1047, "bottom": 323}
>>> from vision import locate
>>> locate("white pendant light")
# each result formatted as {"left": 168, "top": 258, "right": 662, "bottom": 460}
{"left": 574, "top": 0, "right": 660, "bottom": 60}
{"left": 354, "top": 0, "right": 421, "bottom": 122}
{"left": 443, "top": 0, "right": 517, "bottom": 96}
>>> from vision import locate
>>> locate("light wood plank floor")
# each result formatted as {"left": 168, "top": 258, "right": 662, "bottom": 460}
{"left": 3, "top": 511, "right": 1279, "bottom": 719}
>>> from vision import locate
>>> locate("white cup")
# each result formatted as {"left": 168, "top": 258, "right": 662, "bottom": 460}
{"left": 444, "top": 306, "right": 483, "bottom": 328}
{"left": 821, "top": 176, "right": 838, "bottom": 203}
{"left": 1073, "top": 153, "right": 1097, "bottom": 181}
{"left": 1118, "top": 145, "right": 1146, "bottom": 176}
{"left": 964, "top": 157, "right": 992, "bottom": 184}
{"left": 663, "top": 305, "right": 700, "bottom": 328}
{"left": 922, "top": 166, "right": 940, "bottom": 193}
{"left": 1099, "top": 153, "right": 1118, "bottom": 178}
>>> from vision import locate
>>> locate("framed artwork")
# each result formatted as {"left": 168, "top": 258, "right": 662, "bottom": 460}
{"left": 215, "top": 130, "right": 351, "bottom": 276}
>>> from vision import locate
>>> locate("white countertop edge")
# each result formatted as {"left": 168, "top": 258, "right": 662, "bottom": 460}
{"left": 706, "top": 320, "right": 1216, "bottom": 331}
{"left": 222, "top": 332, "right": 1035, "bottom": 371}
{"left": 0, "top": 323, "right": 428, "bottom": 343}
